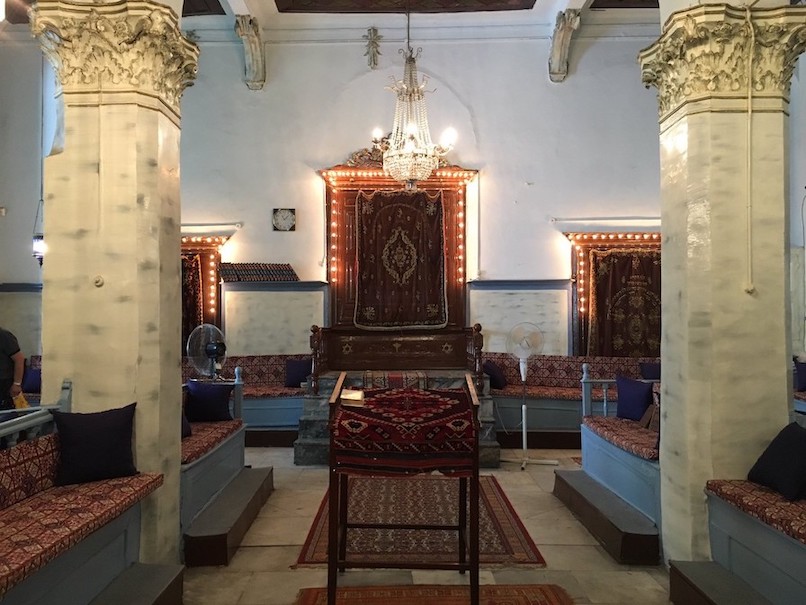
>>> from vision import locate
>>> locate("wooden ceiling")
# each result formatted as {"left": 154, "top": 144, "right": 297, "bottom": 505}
{"left": 4, "top": 0, "right": 661, "bottom": 26}
{"left": 275, "top": 0, "right": 536, "bottom": 11}
{"left": 4, "top": 0, "right": 661, "bottom": 25}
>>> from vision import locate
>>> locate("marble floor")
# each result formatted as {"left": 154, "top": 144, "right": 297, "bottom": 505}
{"left": 183, "top": 448, "right": 670, "bottom": 605}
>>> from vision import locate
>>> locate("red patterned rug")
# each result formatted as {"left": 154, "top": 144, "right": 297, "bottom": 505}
{"left": 295, "top": 475, "right": 544, "bottom": 567}
{"left": 295, "top": 584, "right": 574, "bottom": 605}
{"left": 362, "top": 371, "right": 428, "bottom": 389}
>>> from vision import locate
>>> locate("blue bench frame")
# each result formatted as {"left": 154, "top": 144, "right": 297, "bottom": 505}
{"left": 707, "top": 491, "right": 806, "bottom": 605}
{"left": 580, "top": 365, "right": 661, "bottom": 528}
{"left": 180, "top": 370, "right": 246, "bottom": 536}
{"left": 1, "top": 381, "right": 152, "bottom": 605}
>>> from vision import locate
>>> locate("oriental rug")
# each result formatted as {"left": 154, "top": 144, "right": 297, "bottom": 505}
{"left": 295, "top": 475, "right": 544, "bottom": 567}
{"left": 294, "top": 584, "right": 574, "bottom": 605}
{"left": 362, "top": 370, "right": 428, "bottom": 390}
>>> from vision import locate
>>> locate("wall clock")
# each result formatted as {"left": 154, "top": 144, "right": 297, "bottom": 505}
{"left": 272, "top": 208, "right": 296, "bottom": 231}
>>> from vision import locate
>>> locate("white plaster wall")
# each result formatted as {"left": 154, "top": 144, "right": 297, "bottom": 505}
{"left": 792, "top": 247, "right": 805, "bottom": 352}
{"left": 223, "top": 290, "right": 325, "bottom": 354}
{"left": 0, "top": 32, "right": 45, "bottom": 285}
{"left": 4, "top": 10, "right": 806, "bottom": 348}
{"left": 469, "top": 289, "right": 568, "bottom": 354}
{"left": 178, "top": 11, "right": 663, "bottom": 283}
{"left": 0, "top": 292, "right": 42, "bottom": 357}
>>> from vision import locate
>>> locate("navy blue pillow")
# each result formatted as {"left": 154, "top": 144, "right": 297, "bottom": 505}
{"left": 616, "top": 375, "right": 654, "bottom": 421}
{"left": 639, "top": 362, "right": 661, "bottom": 381}
{"left": 181, "top": 410, "right": 193, "bottom": 439}
{"left": 185, "top": 380, "right": 234, "bottom": 422}
{"left": 52, "top": 402, "right": 138, "bottom": 485}
{"left": 748, "top": 422, "right": 806, "bottom": 501}
{"left": 483, "top": 360, "right": 507, "bottom": 390}
{"left": 285, "top": 357, "right": 312, "bottom": 388}
{"left": 795, "top": 361, "right": 806, "bottom": 392}
{"left": 22, "top": 366, "right": 41, "bottom": 393}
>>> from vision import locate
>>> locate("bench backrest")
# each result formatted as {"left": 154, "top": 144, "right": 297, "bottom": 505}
{"left": 0, "top": 434, "right": 59, "bottom": 510}
{"left": 483, "top": 352, "right": 658, "bottom": 389}
{"left": 182, "top": 354, "right": 311, "bottom": 387}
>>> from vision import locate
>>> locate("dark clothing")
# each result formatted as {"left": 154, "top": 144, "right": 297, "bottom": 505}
{"left": 0, "top": 328, "right": 21, "bottom": 410}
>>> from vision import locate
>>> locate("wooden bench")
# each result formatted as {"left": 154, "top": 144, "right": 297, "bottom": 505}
{"left": 183, "top": 355, "right": 308, "bottom": 430}
{"left": 180, "top": 371, "right": 274, "bottom": 566}
{"left": 485, "top": 353, "right": 658, "bottom": 434}
{"left": 0, "top": 384, "right": 179, "bottom": 605}
{"left": 702, "top": 480, "right": 806, "bottom": 605}
{"left": 552, "top": 366, "right": 661, "bottom": 565}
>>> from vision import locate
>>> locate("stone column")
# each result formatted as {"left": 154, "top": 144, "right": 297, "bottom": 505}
{"left": 639, "top": 4, "right": 806, "bottom": 562}
{"left": 29, "top": 1, "right": 198, "bottom": 563}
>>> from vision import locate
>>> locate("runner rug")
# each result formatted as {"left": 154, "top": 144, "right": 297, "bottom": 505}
{"left": 295, "top": 584, "right": 574, "bottom": 605}
{"left": 295, "top": 475, "right": 544, "bottom": 567}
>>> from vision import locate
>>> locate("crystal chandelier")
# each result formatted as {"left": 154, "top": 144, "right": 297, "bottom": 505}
{"left": 373, "top": 13, "right": 456, "bottom": 190}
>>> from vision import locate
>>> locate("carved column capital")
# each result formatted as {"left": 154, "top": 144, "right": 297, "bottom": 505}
{"left": 639, "top": 4, "right": 806, "bottom": 121}
{"left": 29, "top": 0, "right": 199, "bottom": 120}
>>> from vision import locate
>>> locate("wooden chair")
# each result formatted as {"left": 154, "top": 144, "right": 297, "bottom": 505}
{"left": 327, "top": 371, "right": 480, "bottom": 605}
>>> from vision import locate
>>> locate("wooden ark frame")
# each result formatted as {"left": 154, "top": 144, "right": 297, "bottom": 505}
{"left": 314, "top": 148, "right": 480, "bottom": 375}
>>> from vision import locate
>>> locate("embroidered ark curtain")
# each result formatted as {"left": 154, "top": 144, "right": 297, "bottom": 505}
{"left": 181, "top": 253, "right": 204, "bottom": 347}
{"left": 354, "top": 189, "right": 448, "bottom": 330}
{"left": 587, "top": 249, "right": 661, "bottom": 357}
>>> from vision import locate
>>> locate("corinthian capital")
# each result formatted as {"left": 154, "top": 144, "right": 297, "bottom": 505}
{"left": 639, "top": 4, "right": 806, "bottom": 120}
{"left": 30, "top": 0, "right": 199, "bottom": 119}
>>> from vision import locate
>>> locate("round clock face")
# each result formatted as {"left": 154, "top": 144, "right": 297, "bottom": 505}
{"left": 273, "top": 208, "right": 296, "bottom": 231}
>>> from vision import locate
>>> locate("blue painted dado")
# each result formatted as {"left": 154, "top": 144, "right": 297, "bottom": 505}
{"left": 242, "top": 396, "right": 305, "bottom": 429}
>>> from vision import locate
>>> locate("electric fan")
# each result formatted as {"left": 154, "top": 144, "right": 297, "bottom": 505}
{"left": 186, "top": 323, "right": 228, "bottom": 379}
{"left": 502, "top": 322, "right": 558, "bottom": 469}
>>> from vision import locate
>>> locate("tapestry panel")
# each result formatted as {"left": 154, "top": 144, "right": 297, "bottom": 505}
{"left": 587, "top": 249, "right": 661, "bottom": 357}
{"left": 354, "top": 190, "right": 447, "bottom": 330}
{"left": 181, "top": 254, "right": 204, "bottom": 347}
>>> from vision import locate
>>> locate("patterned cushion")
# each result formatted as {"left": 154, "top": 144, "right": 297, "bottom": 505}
{"left": 242, "top": 385, "right": 304, "bottom": 398}
{"left": 183, "top": 355, "right": 309, "bottom": 398}
{"left": 795, "top": 391, "right": 806, "bottom": 402}
{"left": 363, "top": 371, "right": 428, "bottom": 390}
{"left": 0, "top": 435, "right": 58, "bottom": 510}
{"left": 492, "top": 384, "right": 614, "bottom": 401}
{"left": 583, "top": 415, "right": 659, "bottom": 460}
{"left": 483, "top": 352, "right": 659, "bottom": 390}
{"left": 332, "top": 388, "right": 476, "bottom": 476}
{"left": 0, "top": 472, "right": 163, "bottom": 597}
{"left": 181, "top": 419, "right": 244, "bottom": 465}
{"left": 706, "top": 479, "right": 806, "bottom": 545}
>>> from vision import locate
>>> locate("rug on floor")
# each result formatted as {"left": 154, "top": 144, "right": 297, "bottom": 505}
{"left": 295, "top": 475, "right": 545, "bottom": 567}
{"left": 295, "top": 584, "right": 574, "bottom": 605}
{"left": 362, "top": 370, "right": 428, "bottom": 389}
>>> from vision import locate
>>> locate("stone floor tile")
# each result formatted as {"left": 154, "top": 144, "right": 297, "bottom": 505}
{"left": 538, "top": 544, "right": 625, "bottom": 572}
{"left": 227, "top": 545, "right": 302, "bottom": 572}
{"left": 410, "top": 569, "right": 496, "bottom": 584}
{"left": 238, "top": 569, "right": 329, "bottom": 605}
{"left": 183, "top": 568, "right": 254, "bottom": 605}
{"left": 572, "top": 570, "right": 670, "bottom": 604}
{"left": 241, "top": 513, "right": 313, "bottom": 546}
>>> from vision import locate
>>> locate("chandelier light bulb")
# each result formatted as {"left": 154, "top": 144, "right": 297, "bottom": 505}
{"left": 439, "top": 127, "right": 458, "bottom": 150}
{"left": 372, "top": 127, "right": 384, "bottom": 141}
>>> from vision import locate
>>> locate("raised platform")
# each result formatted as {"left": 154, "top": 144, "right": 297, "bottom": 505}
{"left": 553, "top": 469, "right": 659, "bottom": 565}
{"left": 88, "top": 563, "right": 184, "bottom": 605}
{"left": 292, "top": 370, "right": 500, "bottom": 467}
{"left": 183, "top": 467, "right": 274, "bottom": 567}
{"left": 669, "top": 561, "right": 773, "bottom": 605}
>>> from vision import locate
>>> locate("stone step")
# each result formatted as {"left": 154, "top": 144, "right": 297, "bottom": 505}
{"left": 183, "top": 466, "right": 274, "bottom": 567}
{"left": 553, "top": 469, "right": 659, "bottom": 565}
{"left": 89, "top": 563, "right": 184, "bottom": 605}
{"left": 669, "top": 561, "right": 773, "bottom": 605}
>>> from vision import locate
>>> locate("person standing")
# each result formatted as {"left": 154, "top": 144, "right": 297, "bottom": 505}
{"left": 0, "top": 327, "right": 25, "bottom": 410}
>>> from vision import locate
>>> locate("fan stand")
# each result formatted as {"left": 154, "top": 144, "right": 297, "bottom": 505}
{"left": 500, "top": 379, "right": 559, "bottom": 470}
